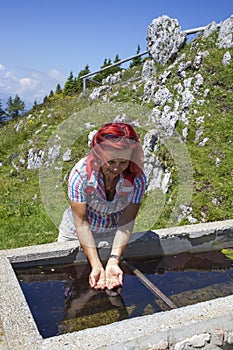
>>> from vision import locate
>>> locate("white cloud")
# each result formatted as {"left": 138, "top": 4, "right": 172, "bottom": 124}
{"left": 49, "top": 69, "right": 64, "bottom": 80}
{"left": 0, "top": 70, "right": 17, "bottom": 91}
{"left": 0, "top": 65, "right": 66, "bottom": 107}
{"left": 0, "top": 64, "right": 6, "bottom": 71}
{"left": 3, "top": 70, "right": 17, "bottom": 80}
{"left": 18, "top": 77, "right": 39, "bottom": 91}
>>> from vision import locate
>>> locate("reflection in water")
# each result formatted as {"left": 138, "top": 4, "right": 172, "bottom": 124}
{"left": 15, "top": 250, "right": 233, "bottom": 338}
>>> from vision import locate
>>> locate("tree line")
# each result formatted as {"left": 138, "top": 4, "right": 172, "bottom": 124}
{"left": 44, "top": 45, "right": 142, "bottom": 103}
{"left": 0, "top": 45, "right": 142, "bottom": 124}
{"left": 0, "top": 95, "right": 25, "bottom": 124}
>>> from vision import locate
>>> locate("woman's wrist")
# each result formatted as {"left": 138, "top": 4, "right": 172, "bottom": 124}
{"left": 109, "top": 254, "right": 121, "bottom": 261}
{"left": 108, "top": 254, "right": 121, "bottom": 265}
{"left": 90, "top": 260, "right": 104, "bottom": 269}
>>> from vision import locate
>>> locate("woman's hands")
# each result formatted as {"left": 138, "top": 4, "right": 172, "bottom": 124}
{"left": 89, "top": 266, "right": 106, "bottom": 290}
{"left": 88, "top": 259, "right": 123, "bottom": 293}
{"left": 105, "top": 259, "right": 123, "bottom": 290}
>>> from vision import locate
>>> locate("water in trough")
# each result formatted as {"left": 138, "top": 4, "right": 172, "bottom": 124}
{"left": 14, "top": 250, "right": 233, "bottom": 338}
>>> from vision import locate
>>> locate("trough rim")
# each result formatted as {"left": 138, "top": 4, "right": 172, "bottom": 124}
{"left": 0, "top": 219, "right": 233, "bottom": 350}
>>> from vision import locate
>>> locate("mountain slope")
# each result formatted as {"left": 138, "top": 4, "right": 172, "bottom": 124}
{"left": 0, "top": 18, "right": 232, "bottom": 249}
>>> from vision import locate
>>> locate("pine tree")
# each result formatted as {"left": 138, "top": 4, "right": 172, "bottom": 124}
{"left": 32, "top": 100, "right": 38, "bottom": 109}
{"left": 101, "top": 58, "right": 109, "bottom": 68}
{"left": 48, "top": 90, "right": 54, "bottom": 98}
{"left": 78, "top": 64, "right": 90, "bottom": 78}
{"left": 55, "top": 83, "right": 63, "bottom": 95}
{"left": 114, "top": 54, "right": 120, "bottom": 64}
{"left": 130, "top": 45, "right": 142, "bottom": 68}
{"left": 111, "top": 54, "right": 122, "bottom": 74}
{"left": 0, "top": 99, "right": 5, "bottom": 116}
{"left": 0, "top": 99, "right": 6, "bottom": 124}
{"left": 6, "top": 95, "right": 25, "bottom": 118}
{"left": 75, "top": 65, "right": 91, "bottom": 92}
{"left": 73, "top": 77, "right": 79, "bottom": 93}
{"left": 63, "top": 71, "right": 75, "bottom": 95}
{"left": 94, "top": 58, "right": 113, "bottom": 82}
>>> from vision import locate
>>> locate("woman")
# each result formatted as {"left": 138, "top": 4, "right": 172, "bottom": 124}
{"left": 58, "top": 122, "right": 146, "bottom": 292}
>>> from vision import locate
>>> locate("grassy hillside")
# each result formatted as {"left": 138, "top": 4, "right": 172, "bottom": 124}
{"left": 0, "top": 29, "right": 232, "bottom": 250}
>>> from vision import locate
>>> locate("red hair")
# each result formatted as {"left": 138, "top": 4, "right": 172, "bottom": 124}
{"left": 87, "top": 122, "right": 144, "bottom": 180}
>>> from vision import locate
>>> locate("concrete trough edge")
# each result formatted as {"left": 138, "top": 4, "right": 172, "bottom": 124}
{"left": 0, "top": 219, "right": 233, "bottom": 349}
{"left": 3, "top": 219, "right": 233, "bottom": 265}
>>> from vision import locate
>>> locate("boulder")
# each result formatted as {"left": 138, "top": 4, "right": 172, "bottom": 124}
{"left": 141, "top": 59, "right": 156, "bottom": 81}
{"left": 146, "top": 15, "right": 186, "bottom": 65}
{"left": 217, "top": 15, "right": 233, "bottom": 48}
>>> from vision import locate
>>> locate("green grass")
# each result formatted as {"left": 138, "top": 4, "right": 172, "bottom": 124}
{"left": 0, "top": 165, "right": 57, "bottom": 248}
{"left": 0, "top": 30, "right": 233, "bottom": 250}
{"left": 222, "top": 248, "right": 233, "bottom": 260}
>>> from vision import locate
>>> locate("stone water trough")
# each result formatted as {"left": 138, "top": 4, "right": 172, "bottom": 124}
{"left": 1, "top": 219, "right": 233, "bottom": 350}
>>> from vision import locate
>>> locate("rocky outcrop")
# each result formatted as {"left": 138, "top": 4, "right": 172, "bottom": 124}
{"left": 27, "top": 149, "right": 44, "bottom": 170}
{"left": 222, "top": 51, "right": 232, "bottom": 65}
{"left": 142, "top": 15, "right": 232, "bottom": 223}
{"left": 89, "top": 86, "right": 110, "bottom": 101}
{"left": 141, "top": 59, "right": 156, "bottom": 81}
{"left": 146, "top": 15, "right": 186, "bottom": 65}
{"left": 102, "top": 71, "right": 122, "bottom": 85}
{"left": 217, "top": 15, "right": 233, "bottom": 48}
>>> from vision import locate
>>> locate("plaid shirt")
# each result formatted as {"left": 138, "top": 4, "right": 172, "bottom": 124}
{"left": 66, "top": 156, "right": 146, "bottom": 234}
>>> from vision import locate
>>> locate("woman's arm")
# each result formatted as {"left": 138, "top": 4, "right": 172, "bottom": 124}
{"left": 111, "top": 202, "right": 141, "bottom": 257}
{"left": 69, "top": 200, "right": 106, "bottom": 290}
{"left": 105, "top": 202, "right": 141, "bottom": 290}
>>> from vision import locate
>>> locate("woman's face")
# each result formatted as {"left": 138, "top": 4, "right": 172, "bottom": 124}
{"left": 101, "top": 149, "right": 132, "bottom": 176}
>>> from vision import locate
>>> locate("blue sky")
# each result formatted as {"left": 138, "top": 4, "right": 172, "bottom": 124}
{"left": 0, "top": 0, "right": 232, "bottom": 107}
